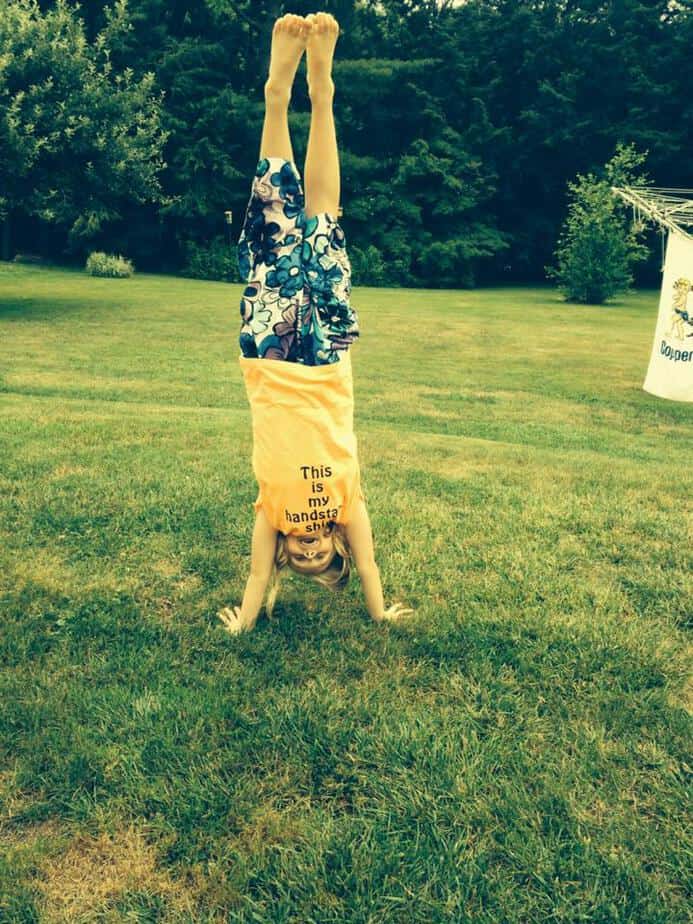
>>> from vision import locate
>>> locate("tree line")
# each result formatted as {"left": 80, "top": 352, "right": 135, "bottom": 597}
{"left": 2, "top": 0, "right": 691, "bottom": 287}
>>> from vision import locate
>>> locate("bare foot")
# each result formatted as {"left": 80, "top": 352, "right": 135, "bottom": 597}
{"left": 305, "top": 11, "right": 339, "bottom": 98}
{"left": 265, "top": 14, "right": 311, "bottom": 101}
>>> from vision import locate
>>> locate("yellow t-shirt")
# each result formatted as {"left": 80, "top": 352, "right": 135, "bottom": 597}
{"left": 239, "top": 353, "right": 364, "bottom": 535}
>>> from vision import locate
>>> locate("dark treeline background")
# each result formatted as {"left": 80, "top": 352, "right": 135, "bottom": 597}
{"left": 20, "top": 0, "right": 693, "bottom": 287}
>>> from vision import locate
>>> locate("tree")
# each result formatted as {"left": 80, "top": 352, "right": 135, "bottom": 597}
{"left": 10, "top": 0, "right": 692, "bottom": 283}
{"left": 0, "top": 0, "right": 172, "bottom": 260}
{"left": 546, "top": 142, "right": 650, "bottom": 304}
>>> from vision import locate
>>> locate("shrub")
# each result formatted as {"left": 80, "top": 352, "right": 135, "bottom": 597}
{"left": 546, "top": 143, "right": 649, "bottom": 304}
{"left": 349, "top": 244, "right": 388, "bottom": 287}
{"left": 416, "top": 239, "right": 476, "bottom": 288}
{"left": 85, "top": 251, "right": 134, "bottom": 277}
{"left": 180, "top": 235, "right": 240, "bottom": 282}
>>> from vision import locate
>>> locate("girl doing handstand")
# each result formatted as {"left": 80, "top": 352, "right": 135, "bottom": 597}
{"left": 219, "top": 12, "right": 413, "bottom": 634}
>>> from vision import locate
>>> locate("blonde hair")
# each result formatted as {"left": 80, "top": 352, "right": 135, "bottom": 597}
{"left": 265, "top": 523, "right": 352, "bottom": 618}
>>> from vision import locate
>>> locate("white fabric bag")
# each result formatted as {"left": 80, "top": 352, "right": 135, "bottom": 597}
{"left": 643, "top": 229, "right": 693, "bottom": 402}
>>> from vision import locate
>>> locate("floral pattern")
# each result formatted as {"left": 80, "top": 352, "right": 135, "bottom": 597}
{"left": 265, "top": 249, "right": 306, "bottom": 298}
{"left": 236, "top": 156, "right": 359, "bottom": 365}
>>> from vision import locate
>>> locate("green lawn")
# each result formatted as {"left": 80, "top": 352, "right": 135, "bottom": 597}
{"left": 1, "top": 262, "right": 690, "bottom": 922}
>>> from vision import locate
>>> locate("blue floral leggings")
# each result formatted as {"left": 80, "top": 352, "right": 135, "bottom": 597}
{"left": 237, "top": 156, "right": 359, "bottom": 365}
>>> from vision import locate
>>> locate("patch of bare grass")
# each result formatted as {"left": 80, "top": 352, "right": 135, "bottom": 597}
{"left": 30, "top": 824, "right": 196, "bottom": 923}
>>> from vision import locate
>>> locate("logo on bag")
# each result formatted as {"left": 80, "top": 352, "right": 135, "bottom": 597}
{"left": 667, "top": 277, "right": 693, "bottom": 341}
{"left": 659, "top": 277, "right": 693, "bottom": 363}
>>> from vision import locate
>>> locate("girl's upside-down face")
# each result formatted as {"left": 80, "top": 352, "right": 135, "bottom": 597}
{"left": 285, "top": 523, "right": 337, "bottom": 574}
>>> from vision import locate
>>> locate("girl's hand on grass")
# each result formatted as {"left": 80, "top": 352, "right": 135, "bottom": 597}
{"left": 218, "top": 605, "right": 252, "bottom": 634}
{"left": 381, "top": 602, "right": 415, "bottom": 622}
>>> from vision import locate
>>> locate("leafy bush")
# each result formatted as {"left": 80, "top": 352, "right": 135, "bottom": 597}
{"left": 546, "top": 143, "right": 650, "bottom": 304}
{"left": 349, "top": 244, "right": 388, "bottom": 287}
{"left": 85, "top": 251, "right": 134, "bottom": 277}
{"left": 179, "top": 235, "right": 240, "bottom": 282}
{"left": 416, "top": 239, "right": 476, "bottom": 288}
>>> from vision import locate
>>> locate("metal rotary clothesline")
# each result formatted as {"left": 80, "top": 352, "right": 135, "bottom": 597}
{"left": 612, "top": 186, "right": 693, "bottom": 246}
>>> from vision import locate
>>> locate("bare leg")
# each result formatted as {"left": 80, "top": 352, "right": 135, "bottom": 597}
{"left": 259, "top": 14, "right": 311, "bottom": 162}
{"left": 304, "top": 12, "right": 340, "bottom": 218}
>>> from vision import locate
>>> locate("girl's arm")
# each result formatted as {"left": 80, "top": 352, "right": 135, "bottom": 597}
{"left": 345, "top": 498, "right": 413, "bottom": 622}
{"left": 220, "top": 507, "right": 277, "bottom": 633}
{"left": 241, "top": 507, "right": 278, "bottom": 626}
